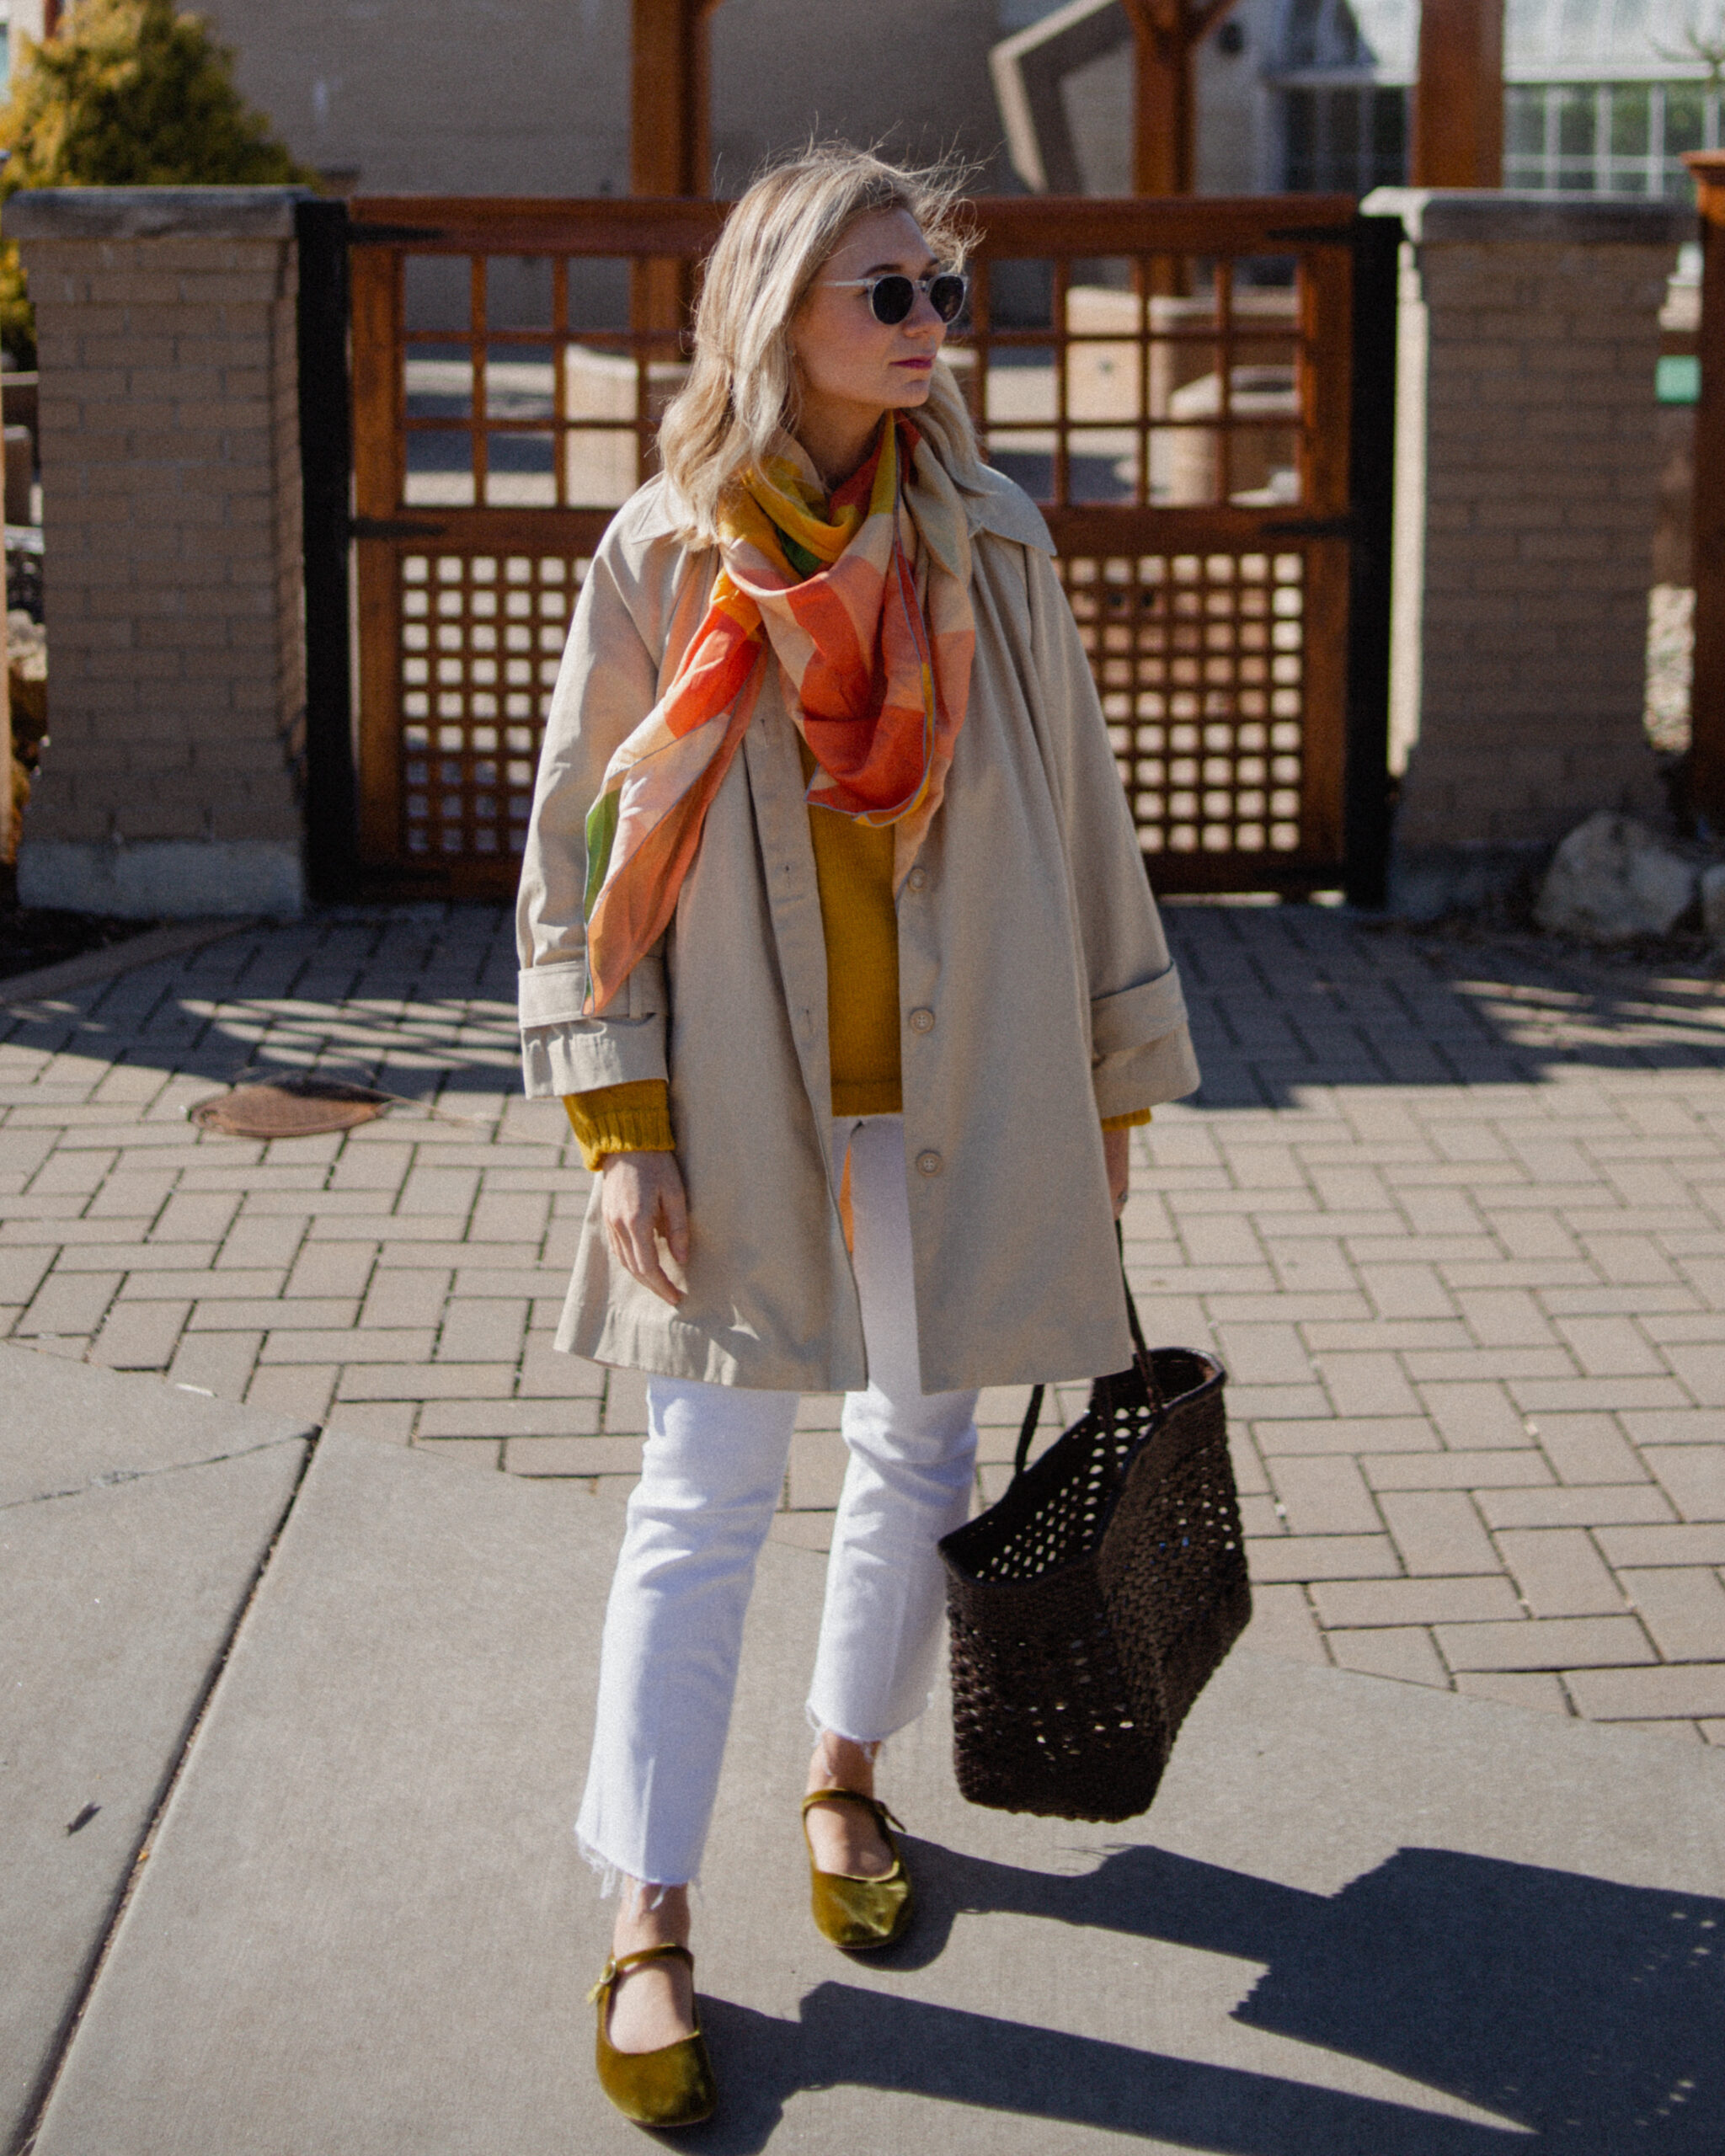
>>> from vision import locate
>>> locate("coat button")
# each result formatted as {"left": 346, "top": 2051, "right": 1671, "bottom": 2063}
{"left": 909, "top": 1006, "right": 935, "bottom": 1034}
{"left": 906, "top": 866, "right": 927, "bottom": 892}
{"left": 916, "top": 1149, "right": 943, "bottom": 1177}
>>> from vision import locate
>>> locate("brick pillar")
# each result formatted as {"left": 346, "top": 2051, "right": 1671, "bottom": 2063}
{"left": 1365, "top": 190, "right": 1688, "bottom": 921}
{"left": 3, "top": 188, "right": 312, "bottom": 918}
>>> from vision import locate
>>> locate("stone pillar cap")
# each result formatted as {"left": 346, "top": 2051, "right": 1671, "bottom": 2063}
{"left": 3, "top": 185, "right": 316, "bottom": 242}
{"left": 1363, "top": 187, "right": 1694, "bottom": 246}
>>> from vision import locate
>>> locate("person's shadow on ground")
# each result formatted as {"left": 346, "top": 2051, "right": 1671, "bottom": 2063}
{"left": 686, "top": 1841, "right": 1722, "bottom": 2152}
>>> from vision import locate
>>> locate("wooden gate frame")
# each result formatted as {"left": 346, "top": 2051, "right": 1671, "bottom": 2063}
{"left": 321, "top": 195, "right": 1397, "bottom": 903}
{"left": 346, "top": 198, "right": 724, "bottom": 888}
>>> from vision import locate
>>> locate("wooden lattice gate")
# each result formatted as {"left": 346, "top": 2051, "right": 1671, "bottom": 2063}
{"left": 344, "top": 195, "right": 1395, "bottom": 899}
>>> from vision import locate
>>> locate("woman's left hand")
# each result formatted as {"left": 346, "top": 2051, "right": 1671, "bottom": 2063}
{"left": 1103, "top": 1125, "right": 1130, "bottom": 1219}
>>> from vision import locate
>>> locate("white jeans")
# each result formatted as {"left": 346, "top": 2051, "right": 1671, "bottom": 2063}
{"left": 576, "top": 1115, "right": 980, "bottom": 1890}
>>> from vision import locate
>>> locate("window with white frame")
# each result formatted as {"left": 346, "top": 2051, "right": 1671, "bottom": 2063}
{"left": 1504, "top": 82, "right": 1722, "bottom": 195}
{"left": 1502, "top": 0, "right": 1725, "bottom": 195}
{"left": 1270, "top": 0, "right": 1725, "bottom": 197}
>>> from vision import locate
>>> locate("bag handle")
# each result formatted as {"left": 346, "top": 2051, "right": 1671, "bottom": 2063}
{"left": 1012, "top": 1230, "right": 1160, "bottom": 1479}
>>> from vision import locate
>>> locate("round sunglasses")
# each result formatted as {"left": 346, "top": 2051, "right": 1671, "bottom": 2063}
{"left": 823, "top": 270, "right": 969, "bottom": 326}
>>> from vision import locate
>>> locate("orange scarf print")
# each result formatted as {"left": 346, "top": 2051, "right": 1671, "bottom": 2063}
{"left": 581, "top": 415, "right": 975, "bottom": 1014}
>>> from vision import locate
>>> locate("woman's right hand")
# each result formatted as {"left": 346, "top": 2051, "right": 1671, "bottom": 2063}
{"left": 600, "top": 1152, "right": 690, "bottom": 1307}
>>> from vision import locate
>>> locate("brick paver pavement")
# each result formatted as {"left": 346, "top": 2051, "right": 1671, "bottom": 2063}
{"left": 5, "top": 900, "right": 1725, "bottom": 1743}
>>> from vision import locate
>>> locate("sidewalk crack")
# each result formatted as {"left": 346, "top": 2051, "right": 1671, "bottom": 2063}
{"left": 3, "top": 1433, "right": 312, "bottom": 1512}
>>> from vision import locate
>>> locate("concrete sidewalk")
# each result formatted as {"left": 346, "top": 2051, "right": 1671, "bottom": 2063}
{"left": 1, "top": 1346, "right": 313, "bottom": 2144}
{"left": 2, "top": 900, "right": 1724, "bottom": 1741}
{"left": 8, "top": 1353, "right": 1723, "bottom": 2154}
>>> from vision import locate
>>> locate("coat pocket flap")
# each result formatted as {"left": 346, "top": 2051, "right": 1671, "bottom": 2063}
{"left": 1092, "top": 969, "right": 1188, "bottom": 1054}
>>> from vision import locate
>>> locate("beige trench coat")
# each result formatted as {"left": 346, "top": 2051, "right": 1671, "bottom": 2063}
{"left": 516, "top": 456, "right": 1200, "bottom": 1395}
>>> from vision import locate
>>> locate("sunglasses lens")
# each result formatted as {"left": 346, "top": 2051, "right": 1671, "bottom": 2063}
{"left": 929, "top": 274, "right": 967, "bottom": 323}
{"left": 868, "top": 275, "right": 915, "bottom": 326}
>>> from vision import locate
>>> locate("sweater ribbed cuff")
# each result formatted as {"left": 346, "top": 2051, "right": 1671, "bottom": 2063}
{"left": 563, "top": 1081, "right": 676, "bottom": 1171}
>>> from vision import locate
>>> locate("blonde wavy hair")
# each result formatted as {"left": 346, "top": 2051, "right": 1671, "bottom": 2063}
{"left": 657, "top": 144, "right": 985, "bottom": 545}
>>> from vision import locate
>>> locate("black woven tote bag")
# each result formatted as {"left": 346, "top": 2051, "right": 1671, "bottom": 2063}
{"left": 937, "top": 1280, "right": 1247, "bottom": 1822}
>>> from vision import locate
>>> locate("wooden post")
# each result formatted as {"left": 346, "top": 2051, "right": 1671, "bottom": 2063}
{"left": 1121, "top": 0, "right": 1191, "bottom": 196}
{"left": 1412, "top": 0, "right": 1504, "bottom": 188}
{"left": 630, "top": 0, "right": 719, "bottom": 330}
{"left": 630, "top": 0, "right": 714, "bottom": 198}
{"left": 1686, "top": 152, "right": 1725, "bottom": 828}
{"left": 1119, "top": 0, "right": 1239, "bottom": 197}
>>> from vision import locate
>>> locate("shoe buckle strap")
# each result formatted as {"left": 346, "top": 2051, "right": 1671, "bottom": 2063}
{"left": 587, "top": 1940, "right": 693, "bottom": 2007}
{"left": 803, "top": 1786, "right": 905, "bottom": 1836}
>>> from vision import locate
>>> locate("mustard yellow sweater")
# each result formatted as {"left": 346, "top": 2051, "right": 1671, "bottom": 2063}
{"left": 563, "top": 758, "right": 1150, "bottom": 1164}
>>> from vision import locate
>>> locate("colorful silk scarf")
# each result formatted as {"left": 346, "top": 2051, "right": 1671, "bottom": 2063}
{"left": 581, "top": 414, "right": 975, "bottom": 1014}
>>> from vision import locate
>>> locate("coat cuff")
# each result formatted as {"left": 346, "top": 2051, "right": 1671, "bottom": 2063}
{"left": 1093, "top": 1027, "right": 1201, "bottom": 1120}
{"left": 523, "top": 1021, "right": 668, "bottom": 1098}
{"left": 1090, "top": 965, "right": 1188, "bottom": 1055}
{"left": 519, "top": 951, "right": 669, "bottom": 1098}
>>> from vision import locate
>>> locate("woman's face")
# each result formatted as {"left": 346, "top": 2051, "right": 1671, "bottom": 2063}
{"left": 789, "top": 207, "right": 949, "bottom": 430}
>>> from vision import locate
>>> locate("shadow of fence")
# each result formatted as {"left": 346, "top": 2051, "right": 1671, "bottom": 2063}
{"left": 1, "top": 902, "right": 1722, "bottom": 1118}
{"left": 1162, "top": 905, "right": 1725, "bottom": 1108}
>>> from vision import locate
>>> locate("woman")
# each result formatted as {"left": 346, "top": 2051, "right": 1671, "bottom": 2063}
{"left": 517, "top": 146, "right": 1199, "bottom": 2127}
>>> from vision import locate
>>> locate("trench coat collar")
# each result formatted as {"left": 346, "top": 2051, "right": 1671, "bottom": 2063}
{"left": 937, "top": 453, "right": 1057, "bottom": 555}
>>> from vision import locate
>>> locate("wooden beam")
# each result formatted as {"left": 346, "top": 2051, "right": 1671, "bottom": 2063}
{"left": 1411, "top": 0, "right": 1504, "bottom": 188}
{"left": 1686, "top": 152, "right": 1725, "bottom": 827}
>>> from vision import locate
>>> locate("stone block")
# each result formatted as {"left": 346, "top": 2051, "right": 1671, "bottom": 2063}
{"left": 1534, "top": 814, "right": 1697, "bottom": 943}
{"left": 1311, "top": 1576, "right": 1523, "bottom": 1626}
{"left": 1453, "top": 1670, "right": 1573, "bottom": 1713}
{"left": 1496, "top": 1528, "right": 1626, "bottom": 1617}
{"left": 1618, "top": 1566, "right": 1725, "bottom": 1661}
{"left": 1434, "top": 1614, "right": 1655, "bottom": 1671}
{"left": 1265, "top": 1454, "right": 1383, "bottom": 1535}
{"left": 1328, "top": 1625, "right": 1450, "bottom": 1688}
{"left": 1244, "top": 1533, "right": 1400, "bottom": 1581}
{"left": 1380, "top": 1489, "right": 1500, "bottom": 1575}
{"left": 88, "top": 1298, "right": 190, "bottom": 1370}
{"left": 1645, "top": 1445, "right": 1725, "bottom": 1521}
{"left": 1566, "top": 1662, "right": 1725, "bottom": 1718}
